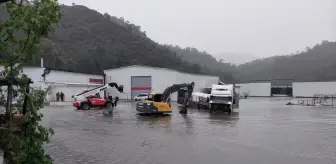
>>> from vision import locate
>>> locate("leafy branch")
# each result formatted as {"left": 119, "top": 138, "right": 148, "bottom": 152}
{"left": 0, "top": 0, "right": 60, "bottom": 164}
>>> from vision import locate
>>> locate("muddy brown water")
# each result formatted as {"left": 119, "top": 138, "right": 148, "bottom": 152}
{"left": 42, "top": 98, "right": 336, "bottom": 164}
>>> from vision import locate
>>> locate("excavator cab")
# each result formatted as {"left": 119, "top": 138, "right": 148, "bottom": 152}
{"left": 138, "top": 92, "right": 172, "bottom": 114}
{"left": 177, "top": 88, "right": 187, "bottom": 104}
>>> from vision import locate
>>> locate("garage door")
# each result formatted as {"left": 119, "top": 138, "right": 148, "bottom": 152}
{"left": 131, "top": 76, "right": 152, "bottom": 99}
{"left": 271, "top": 79, "right": 293, "bottom": 96}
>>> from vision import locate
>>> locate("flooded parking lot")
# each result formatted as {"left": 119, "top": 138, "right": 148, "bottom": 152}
{"left": 42, "top": 98, "right": 336, "bottom": 164}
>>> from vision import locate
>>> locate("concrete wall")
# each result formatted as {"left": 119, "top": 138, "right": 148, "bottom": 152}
{"left": 237, "top": 82, "right": 271, "bottom": 97}
{"left": 293, "top": 81, "right": 336, "bottom": 97}
{"left": 104, "top": 65, "right": 219, "bottom": 101}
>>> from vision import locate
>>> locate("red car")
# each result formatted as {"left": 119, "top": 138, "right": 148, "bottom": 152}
{"left": 73, "top": 96, "right": 114, "bottom": 110}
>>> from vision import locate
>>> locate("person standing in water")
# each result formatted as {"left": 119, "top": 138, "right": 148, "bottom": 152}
{"left": 60, "top": 92, "right": 65, "bottom": 102}
{"left": 56, "top": 92, "right": 60, "bottom": 102}
{"left": 114, "top": 96, "right": 119, "bottom": 107}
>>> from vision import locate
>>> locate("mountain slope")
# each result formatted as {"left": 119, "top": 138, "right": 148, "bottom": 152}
{"left": 235, "top": 41, "right": 336, "bottom": 82}
{"left": 214, "top": 52, "right": 258, "bottom": 65}
{"left": 2, "top": 4, "right": 335, "bottom": 83}
{"left": 164, "top": 45, "right": 237, "bottom": 82}
{"left": 0, "top": 4, "right": 211, "bottom": 76}
{"left": 40, "top": 5, "right": 207, "bottom": 75}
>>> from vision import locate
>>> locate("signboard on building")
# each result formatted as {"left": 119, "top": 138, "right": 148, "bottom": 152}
{"left": 89, "top": 78, "right": 104, "bottom": 84}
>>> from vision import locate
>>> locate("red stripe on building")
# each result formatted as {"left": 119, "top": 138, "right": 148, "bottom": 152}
{"left": 89, "top": 78, "right": 104, "bottom": 84}
{"left": 131, "top": 87, "right": 152, "bottom": 91}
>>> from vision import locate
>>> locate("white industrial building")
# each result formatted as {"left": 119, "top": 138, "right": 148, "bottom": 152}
{"left": 0, "top": 64, "right": 219, "bottom": 102}
{"left": 2, "top": 63, "right": 336, "bottom": 104}
{"left": 237, "top": 80, "right": 336, "bottom": 98}
{"left": 0, "top": 65, "right": 104, "bottom": 102}
{"left": 293, "top": 81, "right": 336, "bottom": 97}
{"left": 42, "top": 68, "right": 104, "bottom": 102}
{"left": 237, "top": 82, "right": 271, "bottom": 97}
{"left": 104, "top": 65, "right": 219, "bottom": 101}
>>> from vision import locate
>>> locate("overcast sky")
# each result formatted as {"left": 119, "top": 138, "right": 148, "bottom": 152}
{"left": 60, "top": 0, "right": 335, "bottom": 57}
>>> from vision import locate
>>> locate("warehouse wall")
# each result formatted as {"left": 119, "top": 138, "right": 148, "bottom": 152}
{"left": 47, "top": 84, "right": 105, "bottom": 102}
{"left": 45, "top": 70, "right": 103, "bottom": 84}
{"left": 44, "top": 70, "right": 104, "bottom": 101}
{"left": 22, "top": 67, "right": 45, "bottom": 88}
{"left": 0, "top": 66, "right": 45, "bottom": 88}
{"left": 293, "top": 81, "right": 336, "bottom": 97}
{"left": 104, "top": 65, "right": 219, "bottom": 101}
{"left": 236, "top": 83, "right": 249, "bottom": 96}
{"left": 105, "top": 66, "right": 175, "bottom": 100}
{"left": 236, "top": 82, "right": 271, "bottom": 97}
{"left": 0, "top": 66, "right": 44, "bottom": 85}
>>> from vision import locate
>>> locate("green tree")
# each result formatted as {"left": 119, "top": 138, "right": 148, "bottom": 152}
{"left": 0, "top": 0, "right": 60, "bottom": 163}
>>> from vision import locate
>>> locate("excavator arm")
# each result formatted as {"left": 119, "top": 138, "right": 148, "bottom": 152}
{"left": 72, "top": 82, "right": 123, "bottom": 101}
{"left": 161, "top": 82, "right": 195, "bottom": 114}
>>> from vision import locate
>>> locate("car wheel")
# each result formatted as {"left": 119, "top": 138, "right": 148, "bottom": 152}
{"left": 81, "top": 102, "right": 90, "bottom": 110}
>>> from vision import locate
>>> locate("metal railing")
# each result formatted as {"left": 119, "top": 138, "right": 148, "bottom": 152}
{"left": 297, "top": 94, "right": 336, "bottom": 107}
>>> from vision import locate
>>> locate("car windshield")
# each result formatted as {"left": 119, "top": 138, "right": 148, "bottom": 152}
{"left": 216, "top": 88, "right": 228, "bottom": 91}
{"left": 146, "top": 94, "right": 153, "bottom": 100}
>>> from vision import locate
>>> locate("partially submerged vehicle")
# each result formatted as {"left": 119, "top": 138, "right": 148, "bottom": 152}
{"left": 189, "top": 83, "right": 240, "bottom": 113}
{"left": 136, "top": 92, "right": 172, "bottom": 114}
{"left": 136, "top": 82, "right": 195, "bottom": 114}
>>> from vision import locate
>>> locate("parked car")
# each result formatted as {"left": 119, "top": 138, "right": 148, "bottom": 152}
{"left": 134, "top": 93, "right": 149, "bottom": 101}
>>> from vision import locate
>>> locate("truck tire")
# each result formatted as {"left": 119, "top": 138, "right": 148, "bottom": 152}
{"left": 209, "top": 105, "right": 214, "bottom": 113}
{"left": 227, "top": 105, "right": 232, "bottom": 114}
{"left": 81, "top": 102, "right": 90, "bottom": 110}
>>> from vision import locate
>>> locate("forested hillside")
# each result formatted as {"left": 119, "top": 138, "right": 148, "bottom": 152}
{"left": 235, "top": 41, "right": 336, "bottom": 82}
{"left": 36, "top": 4, "right": 235, "bottom": 82}
{"left": 164, "top": 45, "right": 236, "bottom": 81}
{"left": 1, "top": 4, "right": 218, "bottom": 78}
{"left": 1, "top": 4, "right": 335, "bottom": 83}
{"left": 35, "top": 5, "right": 208, "bottom": 75}
{"left": 214, "top": 52, "right": 258, "bottom": 65}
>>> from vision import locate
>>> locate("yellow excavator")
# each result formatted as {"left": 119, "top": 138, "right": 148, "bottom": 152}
{"left": 136, "top": 82, "right": 195, "bottom": 114}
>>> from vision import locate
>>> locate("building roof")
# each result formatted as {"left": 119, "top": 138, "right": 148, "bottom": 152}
{"left": 104, "top": 65, "right": 219, "bottom": 78}
{"left": 40, "top": 81, "right": 102, "bottom": 86}
{"left": 45, "top": 67, "right": 105, "bottom": 76}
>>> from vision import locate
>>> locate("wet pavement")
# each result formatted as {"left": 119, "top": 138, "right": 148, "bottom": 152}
{"left": 42, "top": 98, "right": 336, "bottom": 164}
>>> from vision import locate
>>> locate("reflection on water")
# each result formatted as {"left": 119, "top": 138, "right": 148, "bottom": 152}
{"left": 136, "top": 114, "right": 172, "bottom": 128}
{"left": 208, "top": 112, "right": 240, "bottom": 127}
{"left": 192, "top": 108, "right": 240, "bottom": 126}
{"left": 181, "top": 114, "right": 195, "bottom": 135}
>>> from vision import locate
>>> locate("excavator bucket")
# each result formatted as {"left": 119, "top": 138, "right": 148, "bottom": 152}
{"left": 108, "top": 83, "right": 124, "bottom": 93}
{"left": 118, "top": 85, "right": 124, "bottom": 93}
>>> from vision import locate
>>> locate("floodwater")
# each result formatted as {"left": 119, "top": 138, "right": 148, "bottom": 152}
{"left": 42, "top": 98, "right": 336, "bottom": 164}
